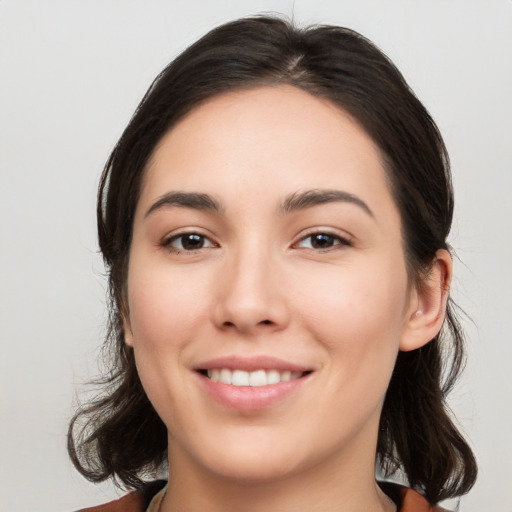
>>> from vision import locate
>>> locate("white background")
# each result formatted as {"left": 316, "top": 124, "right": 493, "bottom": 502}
{"left": 1, "top": 1, "right": 511, "bottom": 511}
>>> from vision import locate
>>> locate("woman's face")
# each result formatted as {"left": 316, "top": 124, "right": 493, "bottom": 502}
{"left": 124, "top": 86, "right": 419, "bottom": 482}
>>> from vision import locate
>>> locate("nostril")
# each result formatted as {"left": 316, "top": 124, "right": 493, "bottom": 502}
{"left": 261, "top": 319, "right": 272, "bottom": 325}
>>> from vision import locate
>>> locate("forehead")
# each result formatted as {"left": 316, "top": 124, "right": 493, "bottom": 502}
{"left": 140, "top": 85, "right": 395, "bottom": 218}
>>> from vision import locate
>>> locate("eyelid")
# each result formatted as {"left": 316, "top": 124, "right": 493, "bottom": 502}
{"left": 292, "top": 228, "right": 353, "bottom": 250}
{"left": 161, "top": 229, "right": 219, "bottom": 252}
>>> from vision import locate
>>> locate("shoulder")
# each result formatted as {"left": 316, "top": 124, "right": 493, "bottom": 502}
{"left": 74, "top": 491, "right": 143, "bottom": 512}
{"left": 75, "top": 481, "right": 167, "bottom": 512}
{"left": 77, "top": 480, "right": 450, "bottom": 512}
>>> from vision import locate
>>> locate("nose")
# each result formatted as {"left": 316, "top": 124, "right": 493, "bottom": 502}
{"left": 212, "top": 245, "right": 290, "bottom": 335}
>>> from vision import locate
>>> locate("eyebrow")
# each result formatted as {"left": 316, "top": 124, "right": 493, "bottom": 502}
{"left": 145, "top": 188, "right": 374, "bottom": 219}
{"left": 145, "top": 191, "right": 223, "bottom": 218}
{"left": 280, "top": 189, "right": 374, "bottom": 217}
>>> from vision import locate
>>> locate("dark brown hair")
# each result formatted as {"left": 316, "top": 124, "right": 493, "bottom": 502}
{"left": 68, "top": 15, "right": 477, "bottom": 504}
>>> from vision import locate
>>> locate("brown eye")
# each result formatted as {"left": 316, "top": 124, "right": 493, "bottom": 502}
{"left": 296, "top": 233, "right": 350, "bottom": 250}
{"left": 165, "top": 233, "right": 216, "bottom": 251}
{"left": 310, "top": 234, "right": 336, "bottom": 249}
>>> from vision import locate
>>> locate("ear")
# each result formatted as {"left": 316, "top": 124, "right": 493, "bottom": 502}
{"left": 122, "top": 313, "right": 134, "bottom": 347}
{"left": 400, "top": 249, "right": 452, "bottom": 352}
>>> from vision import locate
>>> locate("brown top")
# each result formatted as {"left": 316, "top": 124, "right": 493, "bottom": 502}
{"left": 75, "top": 480, "right": 449, "bottom": 512}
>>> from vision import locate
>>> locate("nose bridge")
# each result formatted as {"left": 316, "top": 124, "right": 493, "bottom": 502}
{"left": 213, "top": 236, "right": 288, "bottom": 332}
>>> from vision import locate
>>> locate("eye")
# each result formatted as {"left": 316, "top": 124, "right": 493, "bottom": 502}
{"left": 295, "top": 232, "right": 351, "bottom": 250}
{"left": 164, "top": 232, "right": 216, "bottom": 252}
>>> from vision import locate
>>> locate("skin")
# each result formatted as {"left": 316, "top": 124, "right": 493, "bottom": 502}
{"left": 123, "top": 86, "right": 451, "bottom": 512}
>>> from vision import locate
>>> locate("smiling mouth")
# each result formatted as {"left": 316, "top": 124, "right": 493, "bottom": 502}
{"left": 199, "top": 368, "right": 311, "bottom": 387}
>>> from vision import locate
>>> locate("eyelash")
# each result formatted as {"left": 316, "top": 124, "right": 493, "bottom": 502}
{"left": 162, "top": 232, "right": 217, "bottom": 253}
{"left": 293, "top": 231, "right": 352, "bottom": 251}
{"left": 162, "top": 230, "right": 352, "bottom": 254}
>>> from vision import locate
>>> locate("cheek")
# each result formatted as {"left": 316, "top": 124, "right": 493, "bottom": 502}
{"left": 294, "top": 260, "right": 409, "bottom": 382}
{"left": 126, "top": 260, "right": 212, "bottom": 350}
{"left": 124, "top": 259, "right": 213, "bottom": 408}
{"left": 125, "top": 261, "right": 215, "bottom": 426}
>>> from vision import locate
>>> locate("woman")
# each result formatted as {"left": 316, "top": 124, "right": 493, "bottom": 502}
{"left": 69, "top": 16, "right": 477, "bottom": 512}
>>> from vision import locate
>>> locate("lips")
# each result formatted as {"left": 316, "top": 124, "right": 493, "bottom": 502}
{"left": 196, "top": 355, "right": 311, "bottom": 373}
{"left": 195, "top": 356, "right": 313, "bottom": 410}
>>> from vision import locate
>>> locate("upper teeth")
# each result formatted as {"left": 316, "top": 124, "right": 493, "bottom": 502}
{"left": 206, "top": 368, "right": 303, "bottom": 386}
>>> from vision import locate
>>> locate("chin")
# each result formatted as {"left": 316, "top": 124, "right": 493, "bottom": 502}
{"left": 182, "top": 429, "right": 307, "bottom": 483}
{"left": 204, "top": 454, "right": 301, "bottom": 483}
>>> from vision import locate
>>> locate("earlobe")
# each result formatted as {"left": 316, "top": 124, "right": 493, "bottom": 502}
{"left": 400, "top": 249, "right": 452, "bottom": 352}
{"left": 122, "top": 315, "right": 134, "bottom": 347}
